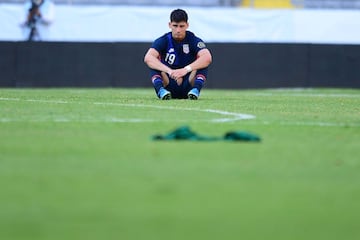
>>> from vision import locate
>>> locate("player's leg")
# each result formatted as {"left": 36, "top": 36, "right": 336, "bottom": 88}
{"left": 187, "top": 68, "right": 208, "bottom": 100}
{"left": 150, "top": 70, "right": 171, "bottom": 100}
{"left": 162, "top": 72, "right": 187, "bottom": 99}
{"left": 160, "top": 72, "right": 170, "bottom": 86}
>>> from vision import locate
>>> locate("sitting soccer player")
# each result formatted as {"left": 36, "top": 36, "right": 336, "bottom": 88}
{"left": 144, "top": 9, "right": 212, "bottom": 100}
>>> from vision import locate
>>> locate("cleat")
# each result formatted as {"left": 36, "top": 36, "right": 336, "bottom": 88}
{"left": 187, "top": 88, "right": 200, "bottom": 100}
{"left": 158, "top": 88, "right": 171, "bottom": 100}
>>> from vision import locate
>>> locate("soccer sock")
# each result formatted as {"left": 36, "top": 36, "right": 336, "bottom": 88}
{"left": 193, "top": 75, "right": 205, "bottom": 91}
{"left": 152, "top": 76, "right": 164, "bottom": 94}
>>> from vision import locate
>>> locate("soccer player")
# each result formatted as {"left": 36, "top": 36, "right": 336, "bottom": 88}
{"left": 21, "top": 0, "right": 55, "bottom": 41}
{"left": 144, "top": 9, "right": 212, "bottom": 100}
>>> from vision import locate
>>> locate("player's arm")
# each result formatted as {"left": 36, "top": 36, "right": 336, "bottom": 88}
{"left": 171, "top": 48, "right": 212, "bottom": 80}
{"left": 188, "top": 48, "right": 212, "bottom": 71}
{"left": 144, "top": 48, "right": 172, "bottom": 75}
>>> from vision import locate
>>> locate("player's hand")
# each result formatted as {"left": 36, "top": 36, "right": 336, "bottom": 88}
{"left": 170, "top": 68, "right": 188, "bottom": 81}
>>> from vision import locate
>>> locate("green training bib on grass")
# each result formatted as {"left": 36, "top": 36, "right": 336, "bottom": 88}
{"left": 152, "top": 126, "right": 261, "bottom": 142}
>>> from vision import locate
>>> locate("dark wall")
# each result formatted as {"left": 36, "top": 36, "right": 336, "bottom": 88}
{"left": 0, "top": 41, "right": 359, "bottom": 88}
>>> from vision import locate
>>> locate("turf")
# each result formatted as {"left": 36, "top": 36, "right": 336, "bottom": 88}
{"left": 0, "top": 88, "right": 359, "bottom": 240}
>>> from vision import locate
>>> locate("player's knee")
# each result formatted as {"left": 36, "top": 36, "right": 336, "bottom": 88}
{"left": 188, "top": 70, "right": 197, "bottom": 84}
{"left": 160, "top": 72, "right": 170, "bottom": 86}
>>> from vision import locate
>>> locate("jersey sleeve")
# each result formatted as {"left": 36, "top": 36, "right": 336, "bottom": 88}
{"left": 151, "top": 34, "right": 167, "bottom": 54}
{"left": 190, "top": 33, "right": 207, "bottom": 55}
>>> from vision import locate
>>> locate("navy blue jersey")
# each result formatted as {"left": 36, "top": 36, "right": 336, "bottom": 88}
{"left": 151, "top": 31, "right": 207, "bottom": 69}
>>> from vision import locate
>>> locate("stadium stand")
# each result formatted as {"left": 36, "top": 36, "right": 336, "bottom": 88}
{"left": 242, "top": 0, "right": 294, "bottom": 8}
{"left": 2, "top": 0, "right": 360, "bottom": 8}
{"left": 299, "top": 0, "right": 360, "bottom": 9}
{"left": 241, "top": 0, "right": 360, "bottom": 9}
{"left": 0, "top": 0, "right": 241, "bottom": 6}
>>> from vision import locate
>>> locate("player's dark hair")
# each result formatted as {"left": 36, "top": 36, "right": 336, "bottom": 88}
{"left": 170, "top": 9, "right": 188, "bottom": 23}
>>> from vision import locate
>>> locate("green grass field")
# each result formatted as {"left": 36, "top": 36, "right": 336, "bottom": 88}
{"left": 1, "top": 88, "right": 359, "bottom": 240}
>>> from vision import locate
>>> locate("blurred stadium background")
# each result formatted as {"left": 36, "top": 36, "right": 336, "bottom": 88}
{"left": 2, "top": 0, "right": 360, "bottom": 8}
{"left": 0, "top": 0, "right": 359, "bottom": 88}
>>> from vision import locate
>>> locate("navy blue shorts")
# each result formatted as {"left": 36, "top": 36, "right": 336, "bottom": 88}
{"left": 165, "top": 75, "right": 193, "bottom": 99}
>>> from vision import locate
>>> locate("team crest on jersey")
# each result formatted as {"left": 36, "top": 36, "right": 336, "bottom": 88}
{"left": 183, "top": 44, "right": 190, "bottom": 54}
{"left": 197, "top": 42, "right": 206, "bottom": 49}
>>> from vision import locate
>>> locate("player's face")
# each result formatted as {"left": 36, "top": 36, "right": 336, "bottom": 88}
{"left": 169, "top": 21, "right": 189, "bottom": 41}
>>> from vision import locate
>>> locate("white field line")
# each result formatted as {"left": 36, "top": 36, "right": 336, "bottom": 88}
{"left": 1, "top": 97, "right": 359, "bottom": 127}
{"left": 0, "top": 97, "right": 68, "bottom": 104}
{"left": 93, "top": 102, "right": 255, "bottom": 122}
{"left": 0, "top": 97, "right": 255, "bottom": 123}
